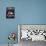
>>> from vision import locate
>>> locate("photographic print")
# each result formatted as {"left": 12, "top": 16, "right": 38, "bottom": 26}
{"left": 18, "top": 25, "right": 46, "bottom": 46}
{"left": 6, "top": 7, "right": 15, "bottom": 18}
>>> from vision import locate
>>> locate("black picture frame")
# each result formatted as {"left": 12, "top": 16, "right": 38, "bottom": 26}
{"left": 6, "top": 7, "right": 15, "bottom": 18}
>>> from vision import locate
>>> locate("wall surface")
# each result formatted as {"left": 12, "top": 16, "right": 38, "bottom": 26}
{"left": 0, "top": 0, "right": 46, "bottom": 44}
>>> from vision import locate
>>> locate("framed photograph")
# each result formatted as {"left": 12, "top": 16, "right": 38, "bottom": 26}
{"left": 18, "top": 24, "right": 46, "bottom": 41}
{"left": 6, "top": 7, "right": 15, "bottom": 18}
